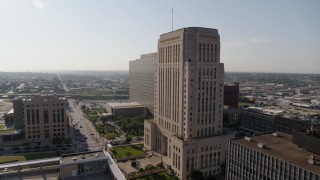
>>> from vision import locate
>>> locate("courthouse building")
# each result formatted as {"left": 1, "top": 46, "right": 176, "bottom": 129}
{"left": 144, "top": 27, "right": 232, "bottom": 179}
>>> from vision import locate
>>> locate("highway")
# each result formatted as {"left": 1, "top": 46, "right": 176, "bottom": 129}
{"left": 67, "top": 99, "right": 105, "bottom": 152}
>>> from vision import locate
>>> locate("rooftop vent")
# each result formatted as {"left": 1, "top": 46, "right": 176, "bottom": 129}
{"left": 258, "top": 143, "right": 266, "bottom": 149}
{"left": 245, "top": 136, "right": 251, "bottom": 142}
{"left": 308, "top": 155, "right": 315, "bottom": 165}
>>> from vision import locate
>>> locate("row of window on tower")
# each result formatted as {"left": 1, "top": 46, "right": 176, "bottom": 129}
{"left": 26, "top": 108, "right": 65, "bottom": 125}
{"left": 159, "top": 44, "right": 181, "bottom": 63}
{"left": 199, "top": 43, "right": 218, "bottom": 63}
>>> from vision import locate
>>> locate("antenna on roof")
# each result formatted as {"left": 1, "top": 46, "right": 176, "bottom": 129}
{"left": 172, "top": 8, "right": 173, "bottom": 31}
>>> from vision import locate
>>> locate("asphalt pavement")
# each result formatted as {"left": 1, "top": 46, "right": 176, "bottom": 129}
{"left": 67, "top": 99, "right": 105, "bottom": 152}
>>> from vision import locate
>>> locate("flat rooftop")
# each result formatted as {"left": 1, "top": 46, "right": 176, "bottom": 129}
{"left": 7, "top": 108, "right": 14, "bottom": 114}
{"left": 234, "top": 133, "right": 320, "bottom": 174}
{"left": 61, "top": 151, "right": 106, "bottom": 163}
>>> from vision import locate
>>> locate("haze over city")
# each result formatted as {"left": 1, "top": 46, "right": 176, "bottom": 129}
{"left": 1, "top": 1, "right": 320, "bottom": 180}
{"left": 0, "top": 0, "right": 319, "bottom": 73}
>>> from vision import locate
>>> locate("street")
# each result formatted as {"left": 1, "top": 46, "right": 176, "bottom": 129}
{"left": 67, "top": 99, "right": 106, "bottom": 152}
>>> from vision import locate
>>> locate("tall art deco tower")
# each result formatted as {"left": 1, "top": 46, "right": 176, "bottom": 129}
{"left": 144, "top": 27, "right": 227, "bottom": 180}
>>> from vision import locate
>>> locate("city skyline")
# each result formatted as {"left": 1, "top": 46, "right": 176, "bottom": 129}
{"left": 1, "top": 0, "right": 320, "bottom": 73}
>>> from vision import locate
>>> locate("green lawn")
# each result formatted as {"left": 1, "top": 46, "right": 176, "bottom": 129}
{"left": 135, "top": 172, "right": 179, "bottom": 180}
{"left": 0, "top": 152, "right": 64, "bottom": 164}
{"left": 112, "top": 144, "right": 144, "bottom": 159}
{"left": 239, "top": 101, "right": 253, "bottom": 107}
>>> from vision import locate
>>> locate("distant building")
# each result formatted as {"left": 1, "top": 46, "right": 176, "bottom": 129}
{"left": 224, "top": 83, "right": 239, "bottom": 108}
{"left": 129, "top": 53, "right": 157, "bottom": 116}
{"left": 13, "top": 97, "right": 24, "bottom": 129}
{"left": 293, "top": 128, "right": 320, "bottom": 154}
{"left": 22, "top": 96, "right": 68, "bottom": 142}
{"left": 239, "top": 108, "right": 274, "bottom": 135}
{"left": 0, "top": 96, "right": 68, "bottom": 145}
{"left": 274, "top": 116, "right": 311, "bottom": 135}
{"left": 4, "top": 109, "right": 14, "bottom": 127}
{"left": 223, "top": 106, "right": 240, "bottom": 127}
{"left": 226, "top": 132, "right": 320, "bottom": 180}
{"left": 106, "top": 102, "right": 145, "bottom": 117}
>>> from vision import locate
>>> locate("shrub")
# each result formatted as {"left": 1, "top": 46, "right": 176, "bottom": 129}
{"left": 145, "top": 164, "right": 156, "bottom": 170}
{"left": 138, "top": 167, "right": 144, "bottom": 172}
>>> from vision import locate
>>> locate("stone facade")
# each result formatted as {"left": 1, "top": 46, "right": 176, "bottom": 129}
{"left": 226, "top": 133, "right": 320, "bottom": 180}
{"left": 129, "top": 53, "right": 157, "bottom": 116}
{"left": 144, "top": 27, "right": 228, "bottom": 179}
{"left": 22, "top": 96, "right": 68, "bottom": 142}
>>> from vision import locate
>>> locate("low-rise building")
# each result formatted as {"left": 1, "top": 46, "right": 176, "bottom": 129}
{"left": 239, "top": 108, "right": 274, "bottom": 135}
{"left": 4, "top": 109, "right": 14, "bottom": 127}
{"left": 60, "top": 150, "right": 125, "bottom": 179}
{"left": 106, "top": 102, "right": 145, "bottom": 117}
{"left": 274, "top": 116, "right": 311, "bottom": 135}
{"left": 0, "top": 150, "right": 125, "bottom": 180}
{"left": 226, "top": 132, "right": 320, "bottom": 180}
{"left": 223, "top": 106, "right": 240, "bottom": 127}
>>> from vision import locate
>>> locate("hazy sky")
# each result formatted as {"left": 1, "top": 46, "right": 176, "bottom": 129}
{"left": 0, "top": 0, "right": 319, "bottom": 73}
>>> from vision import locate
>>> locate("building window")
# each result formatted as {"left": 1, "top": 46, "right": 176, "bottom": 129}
{"left": 57, "top": 109, "right": 60, "bottom": 123}
{"left": 36, "top": 109, "right": 39, "bottom": 124}
{"left": 61, "top": 108, "right": 64, "bottom": 122}
{"left": 53, "top": 109, "right": 56, "bottom": 123}
{"left": 31, "top": 109, "right": 35, "bottom": 124}
{"left": 44, "top": 110, "right": 49, "bottom": 124}
{"left": 27, "top": 109, "right": 30, "bottom": 125}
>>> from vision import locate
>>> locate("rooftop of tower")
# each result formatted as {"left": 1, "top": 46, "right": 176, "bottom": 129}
{"left": 160, "top": 27, "right": 219, "bottom": 37}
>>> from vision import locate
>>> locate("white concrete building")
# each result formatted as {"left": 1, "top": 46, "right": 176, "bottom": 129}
{"left": 144, "top": 27, "right": 231, "bottom": 179}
